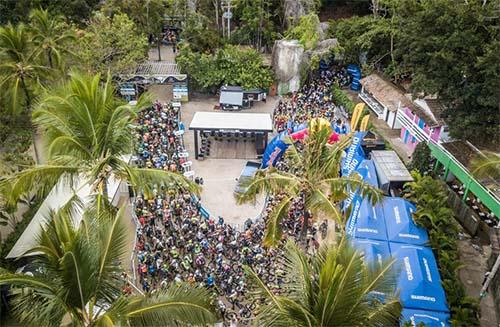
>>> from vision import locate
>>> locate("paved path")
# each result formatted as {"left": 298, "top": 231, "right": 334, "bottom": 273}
{"left": 180, "top": 95, "right": 279, "bottom": 225}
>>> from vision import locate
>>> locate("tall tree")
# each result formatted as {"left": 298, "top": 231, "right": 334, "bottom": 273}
{"left": 0, "top": 72, "right": 198, "bottom": 207}
{"left": 71, "top": 12, "right": 148, "bottom": 75}
{"left": 395, "top": 0, "right": 499, "bottom": 146}
{"left": 237, "top": 118, "right": 382, "bottom": 246}
{"left": 0, "top": 23, "right": 48, "bottom": 116}
{"left": 246, "top": 239, "right": 401, "bottom": 326}
{"left": 0, "top": 205, "right": 218, "bottom": 326}
{"left": 29, "top": 8, "right": 76, "bottom": 70}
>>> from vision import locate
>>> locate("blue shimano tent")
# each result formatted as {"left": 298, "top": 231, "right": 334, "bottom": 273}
{"left": 400, "top": 308, "right": 450, "bottom": 327}
{"left": 341, "top": 131, "right": 366, "bottom": 177}
{"left": 352, "top": 238, "right": 391, "bottom": 266}
{"left": 346, "top": 198, "right": 387, "bottom": 241}
{"left": 390, "top": 243, "right": 449, "bottom": 313}
{"left": 383, "top": 197, "right": 429, "bottom": 245}
{"left": 357, "top": 159, "right": 378, "bottom": 187}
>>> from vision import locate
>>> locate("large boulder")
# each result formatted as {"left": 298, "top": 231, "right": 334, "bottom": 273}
{"left": 272, "top": 40, "right": 305, "bottom": 94}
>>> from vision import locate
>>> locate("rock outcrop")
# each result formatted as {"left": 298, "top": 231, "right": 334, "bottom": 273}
{"left": 272, "top": 40, "right": 304, "bottom": 94}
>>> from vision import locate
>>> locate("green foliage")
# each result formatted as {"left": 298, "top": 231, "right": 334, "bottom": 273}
{"left": 329, "top": 15, "right": 393, "bottom": 66}
{"left": 286, "top": 13, "right": 320, "bottom": 50}
{"left": 0, "top": 0, "right": 100, "bottom": 25}
{"left": 395, "top": 0, "right": 499, "bottom": 145}
{"left": 330, "top": 0, "right": 499, "bottom": 146}
{"left": 403, "top": 172, "right": 480, "bottom": 326}
{"left": 176, "top": 44, "right": 273, "bottom": 92}
{"left": 181, "top": 13, "right": 223, "bottom": 53}
{"left": 0, "top": 206, "right": 218, "bottom": 326}
{"left": 331, "top": 85, "right": 355, "bottom": 114}
{"left": 237, "top": 120, "right": 381, "bottom": 246}
{"left": 0, "top": 72, "right": 199, "bottom": 207}
{"left": 231, "top": 0, "right": 279, "bottom": 49}
{"left": 0, "top": 197, "right": 42, "bottom": 272}
{"left": 409, "top": 142, "right": 432, "bottom": 175}
{"left": 71, "top": 12, "right": 148, "bottom": 75}
{"left": 0, "top": 23, "right": 50, "bottom": 116}
{"left": 246, "top": 238, "right": 401, "bottom": 326}
{"left": 29, "top": 8, "right": 76, "bottom": 70}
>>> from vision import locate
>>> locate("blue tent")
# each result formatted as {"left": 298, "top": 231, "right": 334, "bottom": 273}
{"left": 261, "top": 131, "right": 289, "bottom": 168}
{"left": 357, "top": 159, "right": 378, "bottom": 187}
{"left": 383, "top": 197, "right": 429, "bottom": 245}
{"left": 346, "top": 199, "right": 387, "bottom": 241}
{"left": 352, "top": 238, "right": 391, "bottom": 266}
{"left": 390, "top": 243, "right": 449, "bottom": 313}
{"left": 400, "top": 308, "right": 451, "bottom": 327}
{"left": 341, "top": 131, "right": 366, "bottom": 177}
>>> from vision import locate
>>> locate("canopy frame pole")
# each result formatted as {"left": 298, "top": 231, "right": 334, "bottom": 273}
{"left": 194, "top": 130, "right": 199, "bottom": 160}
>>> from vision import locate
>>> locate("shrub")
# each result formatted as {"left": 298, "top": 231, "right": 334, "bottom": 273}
{"left": 176, "top": 44, "right": 273, "bottom": 92}
{"left": 331, "top": 84, "right": 355, "bottom": 114}
{"left": 285, "top": 14, "right": 320, "bottom": 50}
{"left": 403, "top": 172, "right": 480, "bottom": 326}
{"left": 409, "top": 142, "right": 433, "bottom": 175}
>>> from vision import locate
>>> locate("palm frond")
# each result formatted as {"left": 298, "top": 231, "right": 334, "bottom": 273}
{"left": 263, "top": 194, "right": 294, "bottom": 247}
{"left": 470, "top": 151, "right": 500, "bottom": 180}
{"left": 236, "top": 168, "right": 300, "bottom": 205}
{"left": 121, "top": 165, "right": 200, "bottom": 197}
{"left": 1, "top": 165, "right": 79, "bottom": 206}
{"left": 125, "top": 283, "right": 218, "bottom": 326}
{"left": 94, "top": 206, "right": 130, "bottom": 303}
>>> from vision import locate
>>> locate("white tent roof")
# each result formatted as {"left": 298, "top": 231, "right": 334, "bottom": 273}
{"left": 189, "top": 112, "right": 273, "bottom": 132}
{"left": 6, "top": 164, "right": 127, "bottom": 259}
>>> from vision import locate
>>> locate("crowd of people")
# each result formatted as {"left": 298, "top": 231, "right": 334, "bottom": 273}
{"left": 131, "top": 101, "right": 328, "bottom": 325}
{"left": 273, "top": 67, "right": 351, "bottom": 133}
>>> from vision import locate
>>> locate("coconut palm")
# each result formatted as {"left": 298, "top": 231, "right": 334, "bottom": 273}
{"left": 0, "top": 72, "right": 198, "bottom": 207}
{"left": 245, "top": 238, "right": 401, "bottom": 327}
{"left": 237, "top": 118, "right": 382, "bottom": 246}
{"left": 0, "top": 22, "right": 49, "bottom": 115}
{"left": 29, "top": 8, "right": 76, "bottom": 69}
{"left": 0, "top": 205, "right": 218, "bottom": 326}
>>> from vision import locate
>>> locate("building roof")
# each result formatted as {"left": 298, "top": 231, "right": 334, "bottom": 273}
{"left": 413, "top": 98, "right": 446, "bottom": 127}
{"left": 136, "top": 61, "right": 181, "bottom": 75}
{"left": 360, "top": 73, "right": 417, "bottom": 113}
{"left": 221, "top": 86, "right": 243, "bottom": 92}
{"left": 118, "top": 61, "right": 187, "bottom": 84}
{"left": 371, "top": 150, "right": 413, "bottom": 183}
{"left": 189, "top": 112, "right": 273, "bottom": 132}
{"left": 360, "top": 74, "right": 444, "bottom": 127}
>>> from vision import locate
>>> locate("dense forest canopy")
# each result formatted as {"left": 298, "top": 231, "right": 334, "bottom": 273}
{"left": 0, "top": 0, "right": 498, "bottom": 147}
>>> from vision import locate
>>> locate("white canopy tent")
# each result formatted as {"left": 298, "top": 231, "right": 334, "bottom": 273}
{"left": 6, "top": 165, "right": 128, "bottom": 259}
{"left": 189, "top": 112, "right": 273, "bottom": 159}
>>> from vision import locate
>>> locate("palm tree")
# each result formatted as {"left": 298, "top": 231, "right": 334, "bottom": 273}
{"left": 0, "top": 23, "right": 49, "bottom": 115}
{"left": 29, "top": 8, "right": 76, "bottom": 69}
{"left": 470, "top": 151, "right": 500, "bottom": 180}
{"left": 0, "top": 72, "right": 198, "bottom": 207}
{"left": 237, "top": 118, "right": 382, "bottom": 246}
{"left": 245, "top": 238, "right": 401, "bottom": 327}
{"left": 0, "top": 205, "right": 218, "bottom": 326}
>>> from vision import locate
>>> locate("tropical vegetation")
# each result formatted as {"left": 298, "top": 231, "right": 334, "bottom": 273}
{"left": 330, "top": 0, "right": 500, "bottom": 147}
{"left": 176, "top": 44, "right": 273, "bottom": 92}
{"left": 71, "top": 12, "right": 148, "bottom": 75}
{"left": 0, "top": 205, "right": 218, "bottom": 326}
{"left": 246, "top": 238, "right": 401, "bottom": 326}
{"left": 237, "top": 117, "right": 382, "bottom": 246}
{"left": 0, "top": 72, "right": 198, "bottom": 208}
{"left": 403, "top": 172, "right": 480, "bottom": 326}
